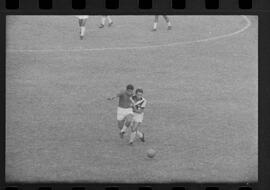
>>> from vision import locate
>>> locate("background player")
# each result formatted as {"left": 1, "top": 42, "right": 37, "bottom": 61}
{"left": 76, "top": 15, "right": 89, "bottom": 40}
{"left": 121, "top": 88, "right": 146, "bottom": 145}
{"left": 152, "top": 15, "right": 172, "bottom": 31}
{"left": 107, "top": 84, "right": 134, "bottom": 138}
{"left": 99, "top": 16, "right": 113, "bottom": 28}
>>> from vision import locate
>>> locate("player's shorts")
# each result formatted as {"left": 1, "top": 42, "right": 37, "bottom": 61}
{"left": 76, "top": 16, "right": 89, "bottom": 19}
{"left": 117, "top": 107, "right": 133, "bottom": 121}
{"left": 133, "top": 113, "right": 144, "bottom": 123}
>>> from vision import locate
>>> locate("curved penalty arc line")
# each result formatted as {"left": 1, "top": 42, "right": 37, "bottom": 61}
{"left": 7, "top": 16, "right": 251, "bottom": 53}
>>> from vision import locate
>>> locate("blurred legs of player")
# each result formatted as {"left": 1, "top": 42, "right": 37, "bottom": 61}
{"left": 117, "top": 108, "right": 132, "bottom": 138}
{"left": 152, "top": 15, "right": 172, "bottom": 31}
{"left": 99, "top": 16, "right": 113, "bottom": 28}
{"left": 119, "top": 114, "right": 133, "bottom": 138}
{"left": 117, "top": 120, "right": 125, "bottom": 130}
{"left": 129, "top": 121, "right": 145, "bottom": 145}
{"left": 77, "top": 16, "right": 88, "bottom": 40}
{"left": 128, "top": 113, "right": 145, "bottom": 145}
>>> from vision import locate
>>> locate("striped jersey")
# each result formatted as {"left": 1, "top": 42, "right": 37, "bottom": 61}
{"left": 130, "top": 96, "right": 147, "bottom": 110}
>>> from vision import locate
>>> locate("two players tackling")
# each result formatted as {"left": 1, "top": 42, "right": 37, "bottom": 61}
{"left": 108, "top": 84, "right": 147, "bottom": 145}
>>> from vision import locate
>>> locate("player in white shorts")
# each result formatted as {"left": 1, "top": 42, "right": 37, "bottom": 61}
{"left": 107, "top": 84, "right": 134, "bottom": 138}
{"left": 76, "top": 15, "right": 89, "bottom": 40}
{"left": 121, "top": 88, "right": 146, "bottom": 145}
{"left": 99, "top": 16, "right": 113, "bottom": 28}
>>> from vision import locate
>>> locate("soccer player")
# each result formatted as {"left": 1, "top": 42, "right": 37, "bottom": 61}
{"left": 107, "top": 84, "right": 134, "bottom": 138}
{"left": 152, "top": 15, "right": 172, "bottom": 31}
{"left": 127, "top": 88, "right": 147, "bottom": 145}
{"left": 99, "top": 16, "right": 113, "bottom": 28}
{"left": 76, "top": 15, "right": 89, "bottom": 40}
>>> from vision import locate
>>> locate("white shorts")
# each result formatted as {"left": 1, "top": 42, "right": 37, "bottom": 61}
{"left": 133, "top": 113, "right": 144, "bottom": 123}
{"left": 117, "top": 107, "right": 133, "bottom": 121}
{"left": 76, "top": 16, "right": 89, "bottom": 19}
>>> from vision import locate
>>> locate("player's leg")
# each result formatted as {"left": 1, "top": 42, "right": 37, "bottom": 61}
{"left": 117, "top": 120, "right": 124, "bottom": 130}
{"left": 79, "top": 18, "right": 87, "bottom": 39}
{"left": 78, "top": 18, "right": 83, "bottom": 26}
{"left": 152, "top": 15, "right": 159, "bottom": 31}
{"left": 78, "top": 18, "right": 83, "bottom": 39}
{"left": 136, "top": 122, "right": 145, "bottom": 142}
{"left": 118, "top": 119, "right": 126, "bottom": 138}
{"left": 107, "top": 16, "right": 113, "bottom": 26}
{"left": 117, "top": 107, "right": 126, "bottom": 138}
{"left": 99, "top": 16, "right": 106, "bottom": 28}
{"left": 162, "top": 15, "right": 172, "bottom": 30}
{"left": 120, "top": 114, "right": 133, "bottom": 134}
{"left": 134, "top": 114, "right": 145, "bottom": 142}
{"left": 129, "top": 121, "right": 139, "bottom": 145}
{"left": 118, "top": 108, "right": 133, "bottom": 138}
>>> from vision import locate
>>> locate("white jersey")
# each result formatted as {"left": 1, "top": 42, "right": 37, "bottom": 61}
{"left": 130, "top": 96, "right": 147, "bottom": 123}
{"left": 130, "top": 96, "right": 147, "bottom": 113}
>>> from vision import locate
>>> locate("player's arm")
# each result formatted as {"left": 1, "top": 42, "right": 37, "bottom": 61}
{"left": 129, "top": 96, "right": 135, "bottom": 107}
{"left": 133, "top": 107, "right": 144, "bottom": 114}
{"left": 133, "top": 99, "right": 147, "bottom": 114}
{"left": 107, "top": 90, "right": 124, "bottom": 100}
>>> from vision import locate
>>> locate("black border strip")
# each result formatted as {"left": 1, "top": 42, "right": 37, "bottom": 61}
{"left": 0, "top": 0, "right": 265, "bottom": 11}
{"left": 0, "top": 11, "right": 6, "bottom": 190}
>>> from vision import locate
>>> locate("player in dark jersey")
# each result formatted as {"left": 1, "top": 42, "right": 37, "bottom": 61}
{"left": 107, "top": 84, "right": 134, "bottom": 138}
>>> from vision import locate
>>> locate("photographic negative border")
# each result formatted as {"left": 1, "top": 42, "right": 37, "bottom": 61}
{"left": 1, "top": 0, "right": 269, "bottom": 189}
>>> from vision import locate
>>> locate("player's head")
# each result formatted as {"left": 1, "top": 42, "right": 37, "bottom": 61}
{"left": 126, "top": 84, "right": 134, "bottom": 96}
{"left": 135, "top": 88, "right": 143, "bottom": 99}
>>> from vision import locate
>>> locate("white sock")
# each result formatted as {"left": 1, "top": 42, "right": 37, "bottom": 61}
{"left": 81, "top": 26, "right": 86, "bottom": 36}
{"left": 101, "top": 17, "right": 106, "bottom": 25}
{"left": 121, "top": 125, "right": 127, "bottom": 133}
{"left": 129, "top": 132, "right": 136, "bottom": 143}
{"left": 167, "top": 22, "right": 172, "bottom": 27}
{"left": 153, "top": 22, "right": 157, "bottom": 29}
{"left": 107, "top": 16, "right": 112, "bottom": 23}
{"left": 136, "top": 130, "right": 143, "bottom": 138}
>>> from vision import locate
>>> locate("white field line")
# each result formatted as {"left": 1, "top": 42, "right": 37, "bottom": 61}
{"left": 7, "top": 16, "right": 251, "bottom": 53}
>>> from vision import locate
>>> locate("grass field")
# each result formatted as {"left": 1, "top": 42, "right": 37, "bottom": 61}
{"left": 6, "top": 15, "right": 258, "bottom": 183}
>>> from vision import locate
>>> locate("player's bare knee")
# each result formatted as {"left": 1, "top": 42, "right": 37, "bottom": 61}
{"left": 126, "top": 114, "right": 133, "bottom": 121}
{"left": 131, "top": 126, "right": 137, "bottom": 132}
{"left": 125, "top": 115, "right": 133, "bottom": 125}
{"left": 125, "top": 122, "right": 131, "bottom": 127}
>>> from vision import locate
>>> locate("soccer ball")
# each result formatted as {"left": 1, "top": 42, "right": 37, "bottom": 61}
{"left": 147, "top": 149, "right": 156, "bottom": 158}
